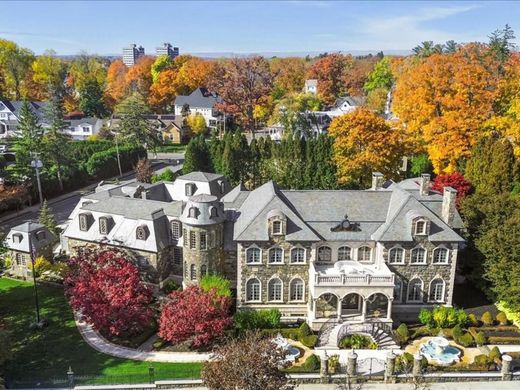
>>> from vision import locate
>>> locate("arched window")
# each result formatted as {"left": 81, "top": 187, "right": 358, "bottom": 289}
{"left": 246, "top": 247, "right": 261, "bottom": 264}
{"left": 79, "top": 213, "right": 91, "bottom": 231}
{"left": 99, "top": 217, "right": 110, "bottom": 235}
{"left": 429, "top": 279, "right": 445, "bottom": 302}
{"left": 190, "top": 264, "right": 196, "bottom": 281}
{"left": 290, "top": 278, "right": 304, "bottom": 301}
{"left": 188, "top": 207, "right": 198, "bottom": 218}
{"left": 246, "top": 278, "right": 261, "bottom": 302}
{"left": 269, "top": 247, "right": 283, "bottom": 264}
{"left": 407, "top": 278, "right": 423, "bottom": 302}
{"left": 411, "top": 247, "right": 426, "bottom": 264}
{"left": 268, "top": 278, "right": 283, "bottom": 301}
{"left": 317, "top": 246, "right": 332, "bottom": 262}
{"left": 171, "top": 221, "right": 181, "bottom": 240}
{"left": 415, "top": 219, "right": 427, "bottom": 235}
{"left": 389, "top": 247, "right": 404, "bottom": 264}
{"left": 338, "top": 246, "right": 352, "bottom": 261}
{"left": 433, "top": 248, "right": 449, "bottom": 264}
{"left": 201, "top": 264, "right": 207, "bottom": 276}
{"left": 393, "top": 277, "right": 403, "bottom": 302}
{"left": 185, "top": 183, "right": 196, "bottom": 196}
{"left": 272, "top": 220, "right": 282, "bottom": 235}
{"left": 209, "top": 206, "right": 218, "bottom": 218}
{"left": 358, "top": 246, "right": 372, "bottom": 262}
{"left": 291, "top": 247, "right": 305, "bottom": 263}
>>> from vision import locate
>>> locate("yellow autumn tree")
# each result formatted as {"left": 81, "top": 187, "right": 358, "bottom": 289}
{"left": 186, "top": 114, "right": 207, "bottom": 135}
{"left": 393, "top": 44, "right": 499, "bottom": 173}
{"left": 328, "top": 108, "right": 405, "bottom": 187}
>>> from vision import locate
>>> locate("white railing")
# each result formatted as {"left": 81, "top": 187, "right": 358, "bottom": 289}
{"left": 314, "top": 273, "right": 394, "bottom": 286}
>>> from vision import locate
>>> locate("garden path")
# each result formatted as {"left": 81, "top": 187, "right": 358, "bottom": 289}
{"left": 75, "top": 315, "right": 212, "bottom": 363}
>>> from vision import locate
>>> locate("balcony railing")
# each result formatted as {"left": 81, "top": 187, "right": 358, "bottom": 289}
{"left": 314, "top": 273, "right": 394, "bottom": 286}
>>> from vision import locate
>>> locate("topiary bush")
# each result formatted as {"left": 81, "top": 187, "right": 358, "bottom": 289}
{"left": 481, "top": 311, "right": 494, "bottom": 326}
{"left": 457, "top": 332, "right": 474, "bottom": 347}
{"left": 473, "top": 354, "right": 492, "bottom": 369}
{"left": 419, "top": 306, "right": 468, "bottom": 328}
{"left": 474, "top": 331, "right": 487, "bottom": 346}
{"left": 302, "top": 354, "right": 320, "bottom": 371}
{"left": 300, "top": 335, "right": 318, "bottom": 348}
{"left": 299, "top": 322, "right": 312, "bottom": 338}
{"left": 395, "top": 323, "right": 410, "bottom": 344}
{"left": 468, "top": 313, "right": 479, "bottom": 327}
{"left": 489, "top": 346, "right": 502, "bottom": 362}
{"left": 496, "top": 311, "right": 509, "bottom": 326}
{"left": 395, "top": 352, "right": 413, "bottom": 372}
{"left": 452, "top": 324, "right": 464, "bottom": 340}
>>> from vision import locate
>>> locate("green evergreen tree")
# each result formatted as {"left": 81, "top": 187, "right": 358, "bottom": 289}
{"left": 43, "top": 86, "right": 72, "bottom": 192}
{"left": 182, "top": 135, "right": 213, "bottom": 174}
{"left": 38, "top": 199, "right": 59, "bottom": 237}
{"left": 465, "top": 136, "right": 518, "bottom": 195}
{"left": 78, "top": 77, "right": 107, "bottom": 118}
{"left": 12, "top": 100, "right": 43, "bottom": 179}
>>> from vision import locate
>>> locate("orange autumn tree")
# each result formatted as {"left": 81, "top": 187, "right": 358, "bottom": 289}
{"left": 270, "top": 57, "right": 307, "bottom": 96}
{"left": 104, "top": 59, "right": 128, "bottom": 110}
{"left": 393, "top": 44, "right": 499, "bottom": 173}
{"left": 328, "top": 108, "right": 405, "bottom": 187}
{"left": 124, "top": 56, "right": 154, "bottom": 99}
{"left": 307, "top": 53, "right": 353, "bottom": 106}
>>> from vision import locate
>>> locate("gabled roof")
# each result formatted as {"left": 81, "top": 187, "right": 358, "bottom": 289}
{"left": 174, "top": 88, "right": 221, "bottom": 109}
{"left": 7, "top": 222, "right": 57, "bottom": 253}
{"left": 335, "top": 96, "right": 365, "bottom": 108}
{"left": 177, "top": 171, "right": 224, "bottom": 182}
{"left": 0, "top": 100, "right": 47, "bottom": 121}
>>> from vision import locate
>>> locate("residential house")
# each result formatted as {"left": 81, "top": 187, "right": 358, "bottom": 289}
{"left": 63, "top": 171, "right": 464, "bottom": 334}
{"left": 107, "top": 114, "right": 187, "bottom": 144}
{"left": 5, "top": 222, "right": 57, "bottom": 278}
{"left": 304, "top": 79, "right": 318, "bottom": 95}
{"left": 174, "top": 88, "right": 222, "bottom": 129}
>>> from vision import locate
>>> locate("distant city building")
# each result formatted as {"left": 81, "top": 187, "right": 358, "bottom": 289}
{"left": 122, "top": 44, "right": 145, "bottom": 67}
{"left": 156, "top": 42, "right": 179, "bottom": 59}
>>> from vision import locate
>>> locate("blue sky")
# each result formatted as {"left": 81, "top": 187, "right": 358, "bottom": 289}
{"left": 1, "top": 1, "right": 518, "bottom": 55}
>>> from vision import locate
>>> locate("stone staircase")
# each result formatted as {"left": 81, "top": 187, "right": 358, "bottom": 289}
{"left": 317, "top": 321, "right": 399, "bottom": 350}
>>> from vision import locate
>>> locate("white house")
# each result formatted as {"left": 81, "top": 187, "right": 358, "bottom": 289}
{"left": 63, "top": 118, "right": 104, "bottom": 140}
{"left": 174, "top": 88, "right": 221, "bottom": 129}
{"left": 304, "top": 79, "right": 318, "bottom": 95}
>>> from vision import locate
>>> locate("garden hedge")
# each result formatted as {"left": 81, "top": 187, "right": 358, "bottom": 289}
{"left": 85, "top": 145, "right": 147, "bottom": 178}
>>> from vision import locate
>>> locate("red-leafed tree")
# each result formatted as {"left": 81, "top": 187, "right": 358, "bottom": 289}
{"left": 431, "top": 172, "right": 472, "bottom": 207}
{"left": 158, "top": 285, "right": 232, "bottom": 347}
{"left": 64, "top": 248, "right": 154, "bottom": 337}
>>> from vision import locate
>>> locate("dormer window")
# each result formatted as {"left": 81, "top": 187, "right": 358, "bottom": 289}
{"left": 136, "top": 225, "right": 149, "bottom": 240}
{"left": 185, "top": 183, "right": 196, "bottom": 196}
{"left": 12, "top": 233, "right": 23, "bottom": 244}
{"left": 415, "top": 220, "right": 427, "bottom": 235}
{"left": 209, "top": 206, "right": 218, "bottom": 218}
{"left": 272, "top": 221, "right": 282, "bottom": 235}
{"left": 188, "top": 207, "right": 198, "bottom": 218}
{"left": 218, "top": 180, "right": 226, "bottom": 194}
{"left": 79, "top": 213, "right": 92, "bottom": 232}
{"left": 35, "top": 230, "right": 46, "bottom": 241}
{"left": 99, "top": 216, "right": 112, "bottom": 235}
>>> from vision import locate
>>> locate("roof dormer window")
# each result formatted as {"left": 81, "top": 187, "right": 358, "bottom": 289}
{"left": 99, "top": 216, "right": 112, "bottom": 235}
{"left": 415, "top": 219, "right": 427, "bottom": 235}
{"left": 209, "top": 206, "right": 218, "bottom": 218}
{"left": 12, "top": 233, "right": 23, "bottom": 244}
{"left": 188, "top": 206, "right": 198, "bottom": 218}
{"left": 185, "top": 182, "right": 196, "bottom": 196}
{"left": 136, "top": 225, "right": 149, "bottom": 240}
{"left": 79, "top": 213, "right": 92, "bottom": 232}
{"left": 272, "top": 221, "right": 282, "bottom": 235}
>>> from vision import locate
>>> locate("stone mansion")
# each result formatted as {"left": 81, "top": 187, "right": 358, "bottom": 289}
{"left": 61, "top": 171, "right": 464, "bottom": 329}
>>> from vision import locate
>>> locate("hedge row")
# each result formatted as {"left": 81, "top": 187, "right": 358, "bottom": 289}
{"left": 85, "top": 145, "right": 147, "bottom": 178}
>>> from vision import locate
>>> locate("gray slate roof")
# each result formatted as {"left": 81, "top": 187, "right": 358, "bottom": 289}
{"left": 7, "top": 222, "right": 56, "bottom": 253}
{"left": 178, "top": 171, "right": 224, "bottom": 182}
{"left": 174, "top": 88, "right": 221, "bottom": 109}
{"left": 1, "top": 100, "right": 47, "bottom": 121}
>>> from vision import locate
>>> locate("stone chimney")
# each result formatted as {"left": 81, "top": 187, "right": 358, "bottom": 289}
{"left": 371, "top": 172, "right": 384, "bottom": 190}
{"left": 442, "top": 187, "right": 457, "bottom": 226}
{"left": 420, "top": 174, "right": 430, "bottom": 196}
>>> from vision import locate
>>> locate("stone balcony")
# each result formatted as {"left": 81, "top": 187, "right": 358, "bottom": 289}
{"left": 312, "top": 261, "right": 395, "bottom": 287}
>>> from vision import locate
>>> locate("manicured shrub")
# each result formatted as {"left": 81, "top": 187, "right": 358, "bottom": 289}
{"left": 395, "top": 352, "right": 413, "bottom": 372}
{"left": 161, "top": 279, "right": 179, "bottom": 295}
{"left": 489, "top": 346, "right": 502, "bottom": 362}
{"left": 419, "top": 306, "right": 468, "bottom": 328}
{"left": 452, "top": 324, "right": 464, "bottom": 340}
{"left": 200, "top": 275, "right": 232, "bottom": 298}
{"left": 457, "top": 332, "right": 474, "bottom": 347}
{"left": 85, "top": 145, "right": 147, "bottom": 178}
{"left": 473, "top": 354, "right": 492, "bottom": 368}
{"left": 474, "top": 331, "right": 487, "bottom": 346}
{"left": 338, "top": 334, "right": 376, "bottom": 349}
{"left": 488, "top": 336, "right": 520, "bottom": 344}
{"left": 302, "top": 354, "right": 320, "bottom": 371}
{"left": 418, "top": 309, "right": 434, "bottom": 328}
{"left": 299, "top": 322, "right": 312, "bottom": 338}
{"left": 233, "top": 309, "right": 281, "bottom": 331}
{"left": 468, "top": 313, "right": 479, "bottom": 327}
{"left": 300, "top": 335, "right": 318, "bottom": 348}
{"left": 496, "top": 311, "right": 509, "bottom": 326}
{"left": 280, "top": 328, "right": 300, "bottom": 341}
{"left": 328, "top": 354, "right": 340, "bottom": 374}
{"left": 28, "top": 256, "right": 52, "bottom": 277}
{"left": 395, "top": 323, "right": 410, "bottom": 344}
{"left": 481, "top": 311, "right": 493, "bottom": 326}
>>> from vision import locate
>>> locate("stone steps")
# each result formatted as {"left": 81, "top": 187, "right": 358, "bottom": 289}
{"left": 317, "top": 322, "right": 398, "bottom": 350}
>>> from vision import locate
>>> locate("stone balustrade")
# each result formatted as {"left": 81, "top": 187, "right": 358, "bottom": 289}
{"left": 314, "top": 272, "right": 395, "bottom": 286}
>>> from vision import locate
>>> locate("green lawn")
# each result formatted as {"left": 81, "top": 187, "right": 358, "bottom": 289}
{"left": 0, "top": 278, "right": 201, "bottom": 388}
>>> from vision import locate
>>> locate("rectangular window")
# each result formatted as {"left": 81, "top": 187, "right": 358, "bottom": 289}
{"left": 183, "top": 228, "right": 187, "bottom": 246}
{"left": 272, "top": 221, "right": 282, "bottom": 235}
{"left": 82, "top": 126, "right": 90, "bottom": 133}
{"left": 200, "top": 232, "right": 207, "bottom": 250}
{"left": 171, "top": 221, "right": 180, "bottom": 239}
{"left": 189, "top": 231, "right": 196, "bottom": 249}
{"left": 173, "top": 247, "right": 182, "bottom": 265}
{"left": 291, "top": 248, "right": 305, "bottom": 263}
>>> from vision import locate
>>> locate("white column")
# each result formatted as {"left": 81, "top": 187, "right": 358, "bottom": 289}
{"left": 361, "top": 298, "right": 367, "bottom": 321}
{"left": 387, "top": 298, "right": 393, "bottom": 320}
{"left": 337, "top": 297, "right": 342, "bottom": 319}
{"left": 311, "top": 298, "right": 317, "bottom": 320}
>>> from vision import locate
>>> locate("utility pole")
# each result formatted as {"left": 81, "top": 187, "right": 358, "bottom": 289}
{"left": 30, "top": 152, "right": 44, "bottom": 205}
{"left": 30, "top": 241, "right": 41, "bottom": 325}
{"left": 114, "top": 134, "right": 123, "bottom": 178}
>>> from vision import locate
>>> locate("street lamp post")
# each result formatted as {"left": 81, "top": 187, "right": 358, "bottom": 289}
{"left": 107, "top": 119, "right": 123, "bottom": 178}
{"left": 30, "top": 153, "right": 44, "bottom": 205}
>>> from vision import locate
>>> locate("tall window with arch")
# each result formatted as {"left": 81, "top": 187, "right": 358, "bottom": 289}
{"left": 246, "top": 278, "right": 260, "bottom": 302}
{"left": 201, "top": 264, "right": 207, "bottom": 277}
{"left": 269, "top": 247, "right": 283, "bottom": 264}
{"left": 246, "top": 247, "right": 261, "bottom": 264}
{"left": 433, "top": 247, "right": 449, "bottom": 264}
{"left": 429, "top": 278, "right": 445, "bottom": 302}
{"left": 290, "top": 278, "right": 304, "bottom": 301}
{"left": 268, "top": 278, "right": 282, "bottom": 301}
{"left": 407, "top": 279, "right": 423, "bottom": 302}
{"left": 411, "top": 247, "right": 426, "bottom": 264}
{"left": 338, "top": 246, "right": 352, "bottom": 261}
{"left": 190, "top": 264, "right": 196, "bottom": 281}
{"left": 389, "top": 247, "right": 404, "bottom": 264}
{"left": 291, "top": 247, "right": 305, "bottom": 263}
{"left": 393, "top": 277, "right": 403, "bottom": 302}
{"left": 358, "top": 246, "right": 372, "bottom": 262}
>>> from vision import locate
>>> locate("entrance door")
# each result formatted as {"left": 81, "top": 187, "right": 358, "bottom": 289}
{"left": 341, "top": 293, "right": 362, "bottom": 318}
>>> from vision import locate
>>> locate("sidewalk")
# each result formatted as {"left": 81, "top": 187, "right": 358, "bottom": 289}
{"left": 75, "top": 314, "right": 212, "bottom": 363}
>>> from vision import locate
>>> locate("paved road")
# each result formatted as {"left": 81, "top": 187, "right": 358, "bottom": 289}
{"left": 1, "top": 160, "right": 183, "bottom": 231}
